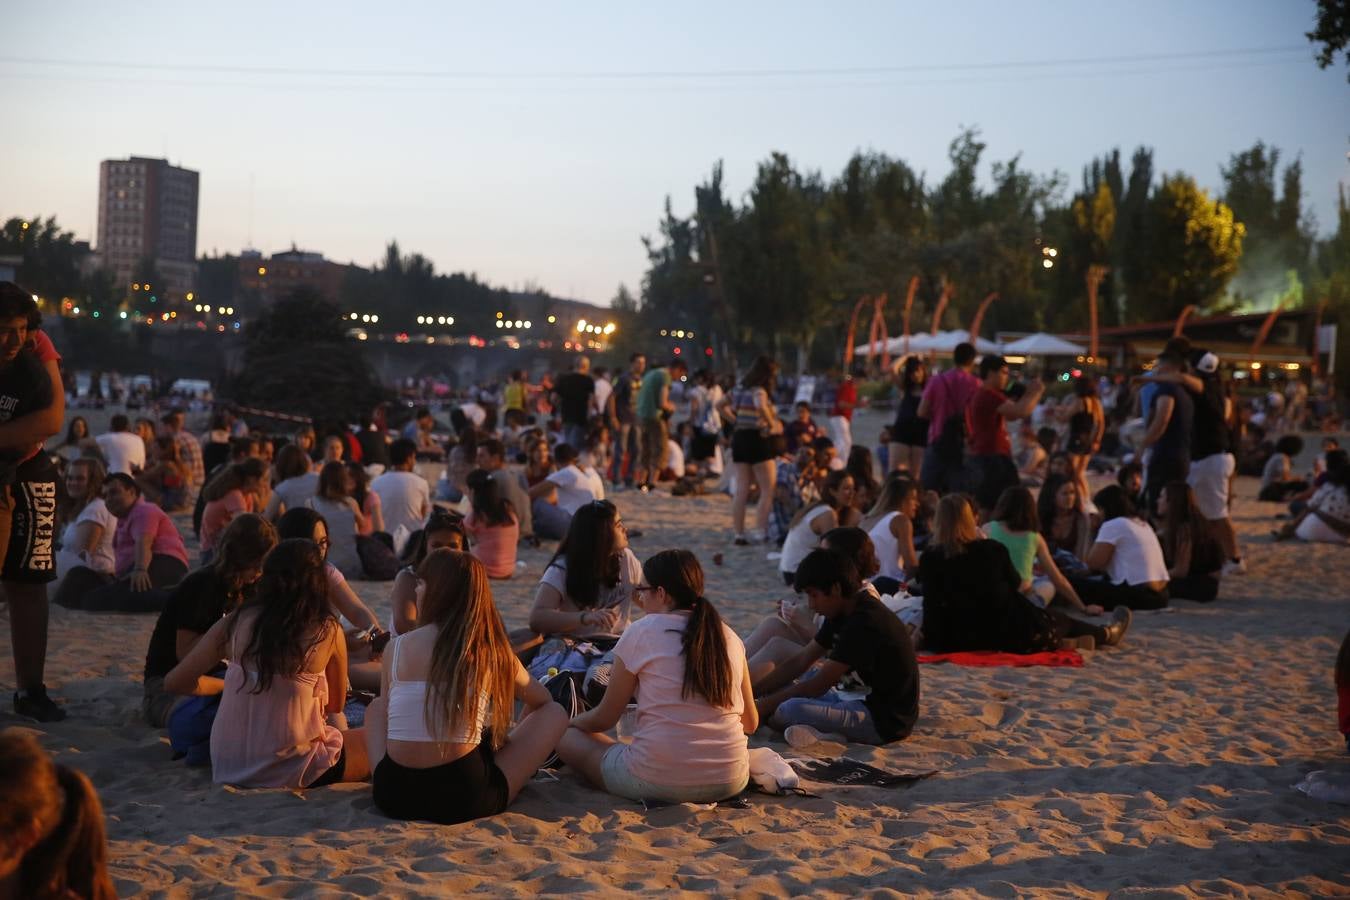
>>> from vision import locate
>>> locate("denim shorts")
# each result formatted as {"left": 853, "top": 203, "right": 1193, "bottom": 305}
{"left": 601, "top": 743, "right": 747, "bottom": 804}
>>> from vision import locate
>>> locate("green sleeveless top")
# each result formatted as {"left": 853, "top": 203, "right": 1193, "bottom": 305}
{"left": 986, "top": 521, "right": 1038, "bottom": 584}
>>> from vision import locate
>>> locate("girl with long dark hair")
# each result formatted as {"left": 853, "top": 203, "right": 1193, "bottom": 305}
{"left": 889, "top": 356, "right": 928, "bottom": 477}
{"left": 1037, "top": 473, "right": 1093, "bottom": 563}
{"left": 142, "top": 513, "right": 278, "bottom": 727}
{"left": 526, "top": 500, "right": 642, "bottom": 694}
{"left": 558, "top": 549, "right": 756, "bottom": 802}
{"left": 166, "top": 539, "right": 371, "bottom": 788}
{"left": 845, "top": 445, "right": 880, "bottom": 512}
{"left": 722, "top": 354, "right": 781, "bottom": 544}
{"left": 465, "top": 468, "right": 519, "bottom": 578}
{"left": 366, "top": 551, "right": 568, "bottom": 824}
{"left": 778, "top": 469, "right": 860, "bottom": 584}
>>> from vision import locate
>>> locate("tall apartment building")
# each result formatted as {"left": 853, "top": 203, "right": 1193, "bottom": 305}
{"left": 96, "top": 156, "right": 200, "bottom": 300}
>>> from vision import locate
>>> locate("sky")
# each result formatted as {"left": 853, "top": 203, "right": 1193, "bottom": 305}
{"left": 3, "top": 1, "right": 1346, "bottom": 307}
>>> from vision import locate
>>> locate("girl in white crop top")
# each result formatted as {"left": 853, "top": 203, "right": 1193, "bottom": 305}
{"left": 366, "top": 550, "right": 568, "bottom": 825}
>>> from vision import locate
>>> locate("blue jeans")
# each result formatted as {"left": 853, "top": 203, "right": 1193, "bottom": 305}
{"left": 562, "top": 423, "right": 589, "bottom": 452}
{"left": 772, "top": 694, "right": 883, "bottom": 744}
{"left": 921, "top": 444, "right": 966, "bottom": 494}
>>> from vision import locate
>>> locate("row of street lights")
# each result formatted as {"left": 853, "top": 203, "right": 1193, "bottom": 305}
{"left": 659, "top": 328, "right": 694, "bottom": 339}
{"left": 417, "top": 315, "right": 456, "bottom": 326}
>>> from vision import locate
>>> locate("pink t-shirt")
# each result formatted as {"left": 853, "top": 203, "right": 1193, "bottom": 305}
{"left": 921, "top": 368, "right": 980, "bottom": 444}
{"left": 612, "top": 613, "right": 748, "bottom": 788}
{"left": 466, "top": 511, "right": 519, "bottom": 579}
{"left": 113, "top": 498, "right": 189, "bottom": 574}
{"left": 200, "top": 489, "right": 249, "bottom": 552}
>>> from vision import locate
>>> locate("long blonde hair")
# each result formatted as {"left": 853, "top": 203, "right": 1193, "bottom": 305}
{"left": 861, "top": 471, "right": 917, "bottom": 531}
{"left": 934, "top": 494, "right": 980, "bottom": 556}
{"left": 418, "top": 550, "right": 515, "bottom": 748}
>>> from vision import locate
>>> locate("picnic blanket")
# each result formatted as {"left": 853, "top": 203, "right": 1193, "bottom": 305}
{"left": 916, "top": 649, "right": 1084, "bottom": 668}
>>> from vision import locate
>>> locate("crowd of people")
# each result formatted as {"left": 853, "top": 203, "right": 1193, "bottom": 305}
{"left": 3, "top": 276, "right": 1348, "bottom": 866}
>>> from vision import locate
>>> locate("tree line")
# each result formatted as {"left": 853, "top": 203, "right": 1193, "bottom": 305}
{"left": 627, "top": 130, "right": 1340, "bottom": 378}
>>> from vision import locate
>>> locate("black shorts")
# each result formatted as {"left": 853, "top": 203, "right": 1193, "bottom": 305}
{"left": 1067, "top": 432, "right": 1093, "bottom": 455}
{"left": 731, "top": 429, "right": 773, "bottom": 465}
{"left": 373, "top": 743, "right": 510, "bottom": 824}
{"left": 690, "top": 429, "right": 718, "bottom": 462}
{"left": 0, "top": 454, "right": 58, "bottom": 584}
{"left": 891, "top": 416, "right": 929, "bottom": 448}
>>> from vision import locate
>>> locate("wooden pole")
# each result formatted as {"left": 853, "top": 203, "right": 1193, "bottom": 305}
{"left": 1172, "top": 304, "right": 1198, "bottom": 338}
{"left": 1085, "top": 265, "right": 1108, "bottom": 362}
{"left": 873, "top": 294, "right": 891, "bottom": 372}
{"left": 900, "top": 275, "right": 919, "bottom": 357}
{"left": 842, "top": 295, "right": 870, "bottom": 369}
{"left": 928, "top": 281, "right": 953, "bottom": 366}
{"left": 967, "top": 291, "right": 1000, "bottom": 348}
{"left": 1250, "top": 294, "right": 1289, "bottom": 363}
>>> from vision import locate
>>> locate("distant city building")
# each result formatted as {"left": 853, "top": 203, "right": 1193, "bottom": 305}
{"left": 236, "top": 247, "right": 356, "bottom": 305}
{"left": 96, "top": 156, "right": 200, "bottom": 300}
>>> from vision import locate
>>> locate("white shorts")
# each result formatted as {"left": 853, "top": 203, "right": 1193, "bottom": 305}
{"left": 1187, "top": 453, "right": 1235, "bottom": 520}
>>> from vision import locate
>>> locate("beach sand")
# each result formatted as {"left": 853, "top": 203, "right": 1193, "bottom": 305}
{"left": 4, "top": 411, "right": 1349, "bottom": 896}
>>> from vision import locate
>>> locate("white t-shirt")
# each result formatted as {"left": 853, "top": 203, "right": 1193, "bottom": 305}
{"left": 593, "top": 377, "right": 613, "bottom": 418}
{"left": 95, "top": 431, "right": 146, "bottom": 475}
{"left": 274, "top": 472, "right": 320, "bottom": 514}
{"left": 547, "top": 465, "right": 603, "bottom": 515}
{"left": 613, "top": 613, "right": 749, "bottom": 789}
{"left": 539, "top": 548, "right": 641, "bottom": 640}
{"left": 665, "top": 439, "right": 686, "bottom": 478}
{"left": 370, "top": 470, "right": 431, "bottom": 538}
{"left": 1095, "top": 517, "right": 1169, "bottom": 585}
{"left": 60, "top": 497, "right": 117, "bottom": 574}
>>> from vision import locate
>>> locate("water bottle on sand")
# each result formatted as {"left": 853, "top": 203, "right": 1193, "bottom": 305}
{"left": 1294, "top": 770, "right": 1350, "bottom": 804}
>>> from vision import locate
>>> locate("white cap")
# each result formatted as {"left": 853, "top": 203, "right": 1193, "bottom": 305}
{"left": 1195, "top": 351, "right": 1219, "bottom": 374}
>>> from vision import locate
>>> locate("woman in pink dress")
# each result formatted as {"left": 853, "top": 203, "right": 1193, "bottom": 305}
{"left": 165, "top": 538, "right": 371, "bottom": 788}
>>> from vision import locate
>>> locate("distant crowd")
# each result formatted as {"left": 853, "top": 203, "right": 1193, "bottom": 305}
{"left": 2, "top": 277, "right": 1348, "bottom": 893}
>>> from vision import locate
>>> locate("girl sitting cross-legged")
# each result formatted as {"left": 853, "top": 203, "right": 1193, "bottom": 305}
{"left": 557, "top": 549, "right": 757, "bottom": 804}
{"left": 164, "top": 538, "right": 371, "bottom": 789}
{"left": 365, "top": 550, "right": 568, "bottom": 824}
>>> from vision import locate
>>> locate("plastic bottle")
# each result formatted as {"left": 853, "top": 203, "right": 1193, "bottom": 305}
{"left": 1294, "top": 770, "right": 1350, "bottom": 804}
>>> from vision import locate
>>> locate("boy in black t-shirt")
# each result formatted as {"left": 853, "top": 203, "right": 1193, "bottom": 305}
{"left": 0, "top": 282, "right": 64, "bottom": 722}
{"left": 755, "top": 548, "right": 920, "bottom": 745}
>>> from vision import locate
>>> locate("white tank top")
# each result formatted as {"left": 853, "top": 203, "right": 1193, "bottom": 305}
{"left": 779, "top": 505, "right": 829, "bottom": 575}
{"left": 868, "top": 512, "right": 905, "bottom": 581}
{"left": 385, "top": 634, "right": 487, "bottom": 745}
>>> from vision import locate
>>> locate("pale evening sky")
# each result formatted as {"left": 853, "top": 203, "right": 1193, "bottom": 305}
{"left": 2, "top": 1, "right": 1346, "bottom": 307}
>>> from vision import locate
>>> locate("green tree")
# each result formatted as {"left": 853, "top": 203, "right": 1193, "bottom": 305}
{"left": 1308, "top": 0, "right": 1350, "bottom": 80}
{"left": 1127, "top": 175, "right": 1245, "bottom": 321}
{"left": 1220, "top": 142, "right": 1314, "bottom": 307}
{"left": 229, "top": 288, "right": 388, "bottom": 423}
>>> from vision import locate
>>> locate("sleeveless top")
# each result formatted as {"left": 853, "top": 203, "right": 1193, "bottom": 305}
{"left": 307, "top": 496, "right": 363, "bottom": 579}
{"left": 868, "top": 512, "right": 906, "bottom": 581}
{"left": 732, "top": 387, "right": 769, "bottom": 432}
{"left": 985, "top": 521, "right": 1039, "bottom": 584}
{"left": 209, "top": 627, "right": 343, "bottom": 788}
{"left": 779, "top": 505, "right": 830, "bottom": 575}
{"left": 385, "top": 633, "right": 488, "bottom": 745}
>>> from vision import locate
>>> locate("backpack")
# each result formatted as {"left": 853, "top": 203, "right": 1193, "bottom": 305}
{"left": 932, "top": 376, "right": 968, "bottom": 458}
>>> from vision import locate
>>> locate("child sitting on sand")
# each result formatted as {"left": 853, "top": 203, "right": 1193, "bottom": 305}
{"left": 558, "top": 549, "right": 756, "bottom": 803}
{"left": 365, "top": 551, "right": 567, "bottom": 824}
{"left": 165, "top": 539, "right": 371, "bottom": 788}
{"left": 754, "top": 548, "right": 920, "bottom": 747}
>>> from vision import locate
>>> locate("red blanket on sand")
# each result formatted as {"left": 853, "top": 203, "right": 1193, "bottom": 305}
{"left": 917, "top": 650, "right": 1084, "bottom": 668}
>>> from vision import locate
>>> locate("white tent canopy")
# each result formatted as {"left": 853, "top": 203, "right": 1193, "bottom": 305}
{"left": 853, "top": 331, "right": 1003, "bottom": 357}
{"left": 1001, "top": 332, "right": 1088, "bottom": 356}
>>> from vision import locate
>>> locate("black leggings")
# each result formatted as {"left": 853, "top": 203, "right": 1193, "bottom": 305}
{"left": 1167, "top": 573, "right": 1219, "bottom": 604}
{"left": 1068, "top": 576, "right": 1169, "bottom": 611}
{"left": 62, "top": 555, "right": 188, "bottom": 612}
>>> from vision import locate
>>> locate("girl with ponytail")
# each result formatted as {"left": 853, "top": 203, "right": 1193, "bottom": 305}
{"left": 558, "top": 549, "right": 757, "bottom": 804}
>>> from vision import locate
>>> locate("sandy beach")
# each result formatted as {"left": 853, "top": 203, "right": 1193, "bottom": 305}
{"left": 4, "top": 411, "right": 1349, "bottom": 897}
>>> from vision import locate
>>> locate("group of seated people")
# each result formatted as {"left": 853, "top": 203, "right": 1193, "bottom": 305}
{"left": 123, "top": 491, "right": 925, "bottom": 822}
{"left": 1264, "top": 437, "right": 1350, "bottom": 545}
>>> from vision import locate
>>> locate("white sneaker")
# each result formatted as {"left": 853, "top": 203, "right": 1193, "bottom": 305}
{"left": 784, "top": 724, "right": 825, "bottom": 749}
{"left": 1221, "top": 558, "right": 1247, "bottom": 576}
